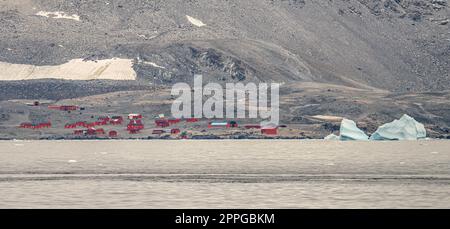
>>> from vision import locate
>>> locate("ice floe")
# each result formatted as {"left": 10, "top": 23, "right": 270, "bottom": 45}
{"left": 186, "top": 15, "right": 206, "bottom": 27}
{"left": 370, "top": 114, "right": 427, "bottom": 141}
{"left": 36, "top": 11, "right": 80, "bottom": 21}
{"left": 324, "top": 134, "right": 340, "bottom": 141}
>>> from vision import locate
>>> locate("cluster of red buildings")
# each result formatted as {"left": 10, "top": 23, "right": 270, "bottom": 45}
{"left": 127, "top": 114, "right": 144, "bottom": 134}
{"left": 155, "top": 118, "right": 184, "bottom": 127}
{"left": 151, "top": 118, "right": 186, "bottom": 136}
{"left": 19, "top": 122, "right": 52, "bottom": 129}
{"left": 65, "top": 116, "right": 124, "bottom": 137}
{"left": 20, "top": 104, "right": 281, "bottom": 137}
{"left": 65, "top": 116, "right": 124, "bottom": 129}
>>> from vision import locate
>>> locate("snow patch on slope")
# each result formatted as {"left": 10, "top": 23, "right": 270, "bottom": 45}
{"left": 36, "top": 11, "right": 80, "bottom": 21}
{"left": 143, "top": 61, "right": 166, "bottom": 69}
{"left": 186, "top": 15, "right": 206, "bottom": 27}
{"left": 0, "top": 58, "right": 136, "bottom": 81}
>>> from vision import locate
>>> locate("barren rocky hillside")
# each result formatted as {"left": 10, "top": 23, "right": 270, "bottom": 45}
{"left": 0, "top": 0, "right": 448, "bottom": 92}
{"left": 0, "top": 0, "right": 450, "bottom": 139}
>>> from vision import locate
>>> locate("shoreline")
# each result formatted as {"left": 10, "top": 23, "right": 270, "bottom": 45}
{"left": 1, "top": 138, "right": 446, "bottom": 142}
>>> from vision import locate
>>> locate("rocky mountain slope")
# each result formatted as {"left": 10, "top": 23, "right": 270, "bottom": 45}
{"left": 0, "top": 0, "right": 448, "bottom": 92}
{"left": 0, "top": 0, "right": 449, "bottom": 139}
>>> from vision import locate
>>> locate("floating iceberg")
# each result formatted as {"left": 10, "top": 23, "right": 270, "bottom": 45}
{"left": 370, "top": 114, "right": 427, "bottom": 141}
{"left": 323, "top": 119, "right": 369, "bottom": 141}
{"left": 339, "top": 119, "right": 369, "bottom": 141}
{"left": 324, "top": 134, "right": 340, "bottom": 140}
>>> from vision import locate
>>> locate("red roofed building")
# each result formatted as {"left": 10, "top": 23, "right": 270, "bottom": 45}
{"left": 128, "top": 114, "right": 143, "bottom": 120}
{"left": 109, "top": 131, "right": 118, "bottom": 138}
{"left": 110, "top": 116, "right": 123, "bottom": 125}
{"left": 261, "top": 126, "right": 278, "bottom": 135}
{"left": 127, "top": 120, "right": 144, "bottom": 134}
{"left": 19, "top": 122, "right": 33, "bottom": 128}
{"left": 168, "top": 119, "right": 181, "bottom": 125}
{"left": 38, "top": 122, "right": 52, "bottom": 128}
{"left": 74, "top": 130, "right": 84, "bottom": 135}
{"left": 65, "top": 123, "right": 77, "bottom": 129}
{"left": 110, "top": 119, "right": 123, "bottom": 125}
{"left": 155, "top": 119, "right": 170, "bottom": 128}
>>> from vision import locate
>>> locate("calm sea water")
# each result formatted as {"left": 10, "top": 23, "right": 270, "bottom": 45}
{"left": 0, "top": 140, "right": 449, "bottom": 208}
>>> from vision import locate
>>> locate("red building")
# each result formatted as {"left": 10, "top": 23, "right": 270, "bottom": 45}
{"left": 109, "top": 131, "right": 118, "bottom": 138}
{"left": 85, "top": 123, "right": 96, "bottom": 128}
{"left": 127, "top": 120, "right": 144, "bottom": 134}
{"left": 74, "top": 130, "right": 84, "bottom": 135}
{"left": 186, "top": 118, "right": 199, "bottom": 123}
{"left": 86, "top": 128, "right": 105, "bottom": 135}
{"left": 110, "top": 116, "right": 124, "bottom": 125}
{"left": 110, "top": 119, "right": 123, "bottom": 125}
{"left": 98, "top": 116, "right": 110, "bottom": 122}
{"left": 229, "top": 121, "right": 238, "bottom": 128}
{"left": 65, "top": 123, "right": 77, "bottom": 129}
{"left": 97, "top": 128, "right": 106, "bottom": 135}
{"left": 38, "top": 122, "right": 52, "bottom": 128}
{"left": 171, "top": 129, "right": 181, "bottom": 134}
{"left": 87, "top": 128, "right": 95, "bottom": 135}
{"left": 19, "top": 122, "right": 33, "bottom": 128}
{"left": 155, "top": 119, "right": 170, "bottom": 127}
{"left": 168, "top": 119, "right": 181, "bottom": 125}
{"left": 20, "top": 122, "right": 51, "bottom": 129}
{"left": 76, "top": 121, "right": 86, "bottom": 127}
{"left": 128, "top": 114, "right": 143, "bottom": 120}
{"left": 112, "top": 116, "right": 124, "bottom": 121}
{"left": 261, "top": 127, "right": 278, "bottom": 135}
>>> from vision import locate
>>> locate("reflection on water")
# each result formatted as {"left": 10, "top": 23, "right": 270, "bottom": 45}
{"left": 0, "top": 140, "right": 449, "bottom": 208}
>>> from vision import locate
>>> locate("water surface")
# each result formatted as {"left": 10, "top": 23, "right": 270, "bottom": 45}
{"left": 0, "top": 140, "right": 449, "bottom": 208}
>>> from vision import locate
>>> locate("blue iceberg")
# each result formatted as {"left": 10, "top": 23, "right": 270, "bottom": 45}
{"left": 339, "top": 118, "right": 369, "bottom": 141}
{"left": 370, "top": 114, "right": 427, "bottom": 141}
